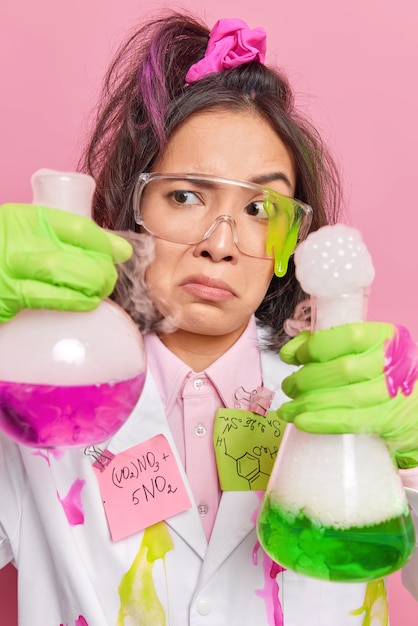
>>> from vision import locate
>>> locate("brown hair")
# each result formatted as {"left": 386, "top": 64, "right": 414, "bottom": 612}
{"left": 79, "top": 12, "right": 342, "bottom": 348}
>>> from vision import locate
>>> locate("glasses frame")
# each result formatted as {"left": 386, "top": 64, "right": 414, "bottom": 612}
{"left": 133, "top": 172, "right": 313, "bottom": 257}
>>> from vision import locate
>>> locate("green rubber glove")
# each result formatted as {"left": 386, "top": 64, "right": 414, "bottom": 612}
{"left": 278, "top": 322, "right": 418, "bottom": 469}
{"left": 0, "top": 203, "right": 132, "bottom": 322}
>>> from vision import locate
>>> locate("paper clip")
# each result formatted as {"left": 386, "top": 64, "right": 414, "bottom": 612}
{"left": 84, "top": 446, "right": 114, "bottom": 472}
{"left": 234, "top": 385, "right": 275, "bottom": 416}
{"left": 234, "top": 386, "right": 255, "bottom": 409}
{"left": 249, "top": 386, "right": 275, "bottom": 416}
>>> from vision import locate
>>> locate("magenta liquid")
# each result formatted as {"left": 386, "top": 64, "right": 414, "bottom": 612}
{"left": 0, "top": 373, "right": 145, "bottom": 447}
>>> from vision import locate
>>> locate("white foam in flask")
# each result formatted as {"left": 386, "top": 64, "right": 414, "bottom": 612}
{"left": 257, "top": 224, "right": 415, "bottom": 582}
{"left": 0, "top": 169, "right": 146, "bottom": 448}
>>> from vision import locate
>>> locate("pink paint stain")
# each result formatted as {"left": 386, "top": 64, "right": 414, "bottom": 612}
{"left": 251, "top": 491, "right": 285, "bottom": 626}
{"left": 60, "top": 616, "right": 88, "bottom": 626}
{"left": 32, "top": 450, "right": 51, "bottom": 465}
{"left": 57, "top": 478, "right": 86, "bottom": 526}
{"left": 32, "top": 448, "right": 66, "bottom": 465}
{"left": 50, "top": 448, "right": 67, "bottom": 460}
{"left": 251, "top": 491, "right": 265, "bottom": 524}
{"left": 384, "top": 325, "right": 418, "bottom": 397}
{"left": 253, "top": 540, "right": 285, "bottom": 626}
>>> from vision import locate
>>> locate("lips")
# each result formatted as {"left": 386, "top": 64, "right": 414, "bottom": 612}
{"left": 179, "top": 275, "right": 237, "bottom": 302}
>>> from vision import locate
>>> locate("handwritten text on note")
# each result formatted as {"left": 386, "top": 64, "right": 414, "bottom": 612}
{"left": 94, "top": 434, "right": 191, "bottom": 541}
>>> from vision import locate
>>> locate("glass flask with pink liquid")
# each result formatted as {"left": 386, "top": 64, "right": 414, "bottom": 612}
{"left": 0, "top": 169, "right": 146, "bottom": 448}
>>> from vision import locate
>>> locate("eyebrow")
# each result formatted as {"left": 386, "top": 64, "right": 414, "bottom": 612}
{"left": 250, "top": 172, "right": 294, "bottom": 191}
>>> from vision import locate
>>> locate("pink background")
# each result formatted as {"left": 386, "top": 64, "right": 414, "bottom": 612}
{"left": 0, "top": 0, "right": 417, "bottom": 623}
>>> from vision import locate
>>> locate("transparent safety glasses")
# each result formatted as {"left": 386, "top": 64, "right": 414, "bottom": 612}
{"left": 133, "top": 173, "right": 313, "bottom": 276}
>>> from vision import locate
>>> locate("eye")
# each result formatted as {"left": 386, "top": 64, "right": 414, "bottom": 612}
{"left": 170, "top": 190, "right": 203, "bottom": 206}
{"left": 245, "top": 200, "right": 269, "bottom": 220}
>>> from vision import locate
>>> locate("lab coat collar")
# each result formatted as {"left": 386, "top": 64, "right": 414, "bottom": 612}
{"left": 106, "top": 330, "right": 292, "bottom": 569}
{"left": 198, "top": 346, "right": 293, "bottom": 584}
{"left": 108, "top": 369, "right": 208, "bottom": 560}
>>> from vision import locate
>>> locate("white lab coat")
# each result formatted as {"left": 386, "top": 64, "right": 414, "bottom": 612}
{"left": 0, "top": 344, "right": 417, "bottom": 625}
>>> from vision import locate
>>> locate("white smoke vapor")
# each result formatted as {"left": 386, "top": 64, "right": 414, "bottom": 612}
{"left": 112, "top": 230, "right": 177, "bottom": 334}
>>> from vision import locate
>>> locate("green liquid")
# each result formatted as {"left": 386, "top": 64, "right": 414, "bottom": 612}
{"left": 257, "top": 495, "right": 416, "bottom": 582}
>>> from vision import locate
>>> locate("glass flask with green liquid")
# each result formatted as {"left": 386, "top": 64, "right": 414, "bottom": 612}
{"left": 257, "top": 224, "right": 415, "bottom": 582}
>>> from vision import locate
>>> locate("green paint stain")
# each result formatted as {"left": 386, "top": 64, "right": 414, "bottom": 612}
{"left": 117, "top": 522, "right": 174, "bottom": 626}
{"left": 351, "top": 579, "right": 388, "bottom": 626}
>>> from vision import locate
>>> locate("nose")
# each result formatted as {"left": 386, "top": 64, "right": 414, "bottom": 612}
{"left": 193, "top": 215, "right": 240, "bottom": 262}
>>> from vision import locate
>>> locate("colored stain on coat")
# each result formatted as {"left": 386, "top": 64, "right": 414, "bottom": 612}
{"left": 32, "top": 448, "right": 65, "bottom": 464}
{"left": 252, "top": 491, "right": 284, "bottom": 626}
{"left": 350, "top": 579, "right": 388, "bottom": 626}
{"left": 384, "top": 324, "right": 418, "bottom": 397}
{"left": 117, "top": 522, "right": 174, "bottom": 626}
{"left": 253, "top": 540, "right": 284, "bottom": 626}
{"left": 32, "top": 450, "right": 51, "bottom": 464}
{"left": 57, "top": 478, "right": 86, "bottom": 525}
{"left": 60, "top": 616, "right": 88, "bottom": 626}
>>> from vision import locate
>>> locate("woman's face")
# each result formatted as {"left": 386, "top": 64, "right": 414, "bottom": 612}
{"left": 144, "top": 109, "right": 296, "bottom": 354}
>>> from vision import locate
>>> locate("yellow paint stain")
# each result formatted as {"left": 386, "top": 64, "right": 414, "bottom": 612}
{"left": 117, "top": 522, "right": 174, "bottom": 626}
{"left": 350, "top": 579, "right": 388, "bottom": 626}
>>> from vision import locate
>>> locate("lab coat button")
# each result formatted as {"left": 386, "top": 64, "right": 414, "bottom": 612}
{"left": 197, "top": 599, "right": 211, "bottom": 615}
{"left": 198, "top": 503, "right": 208, "bottom": 516}
{"left": 195, "top": 424, "right": 206, "bottom": 437}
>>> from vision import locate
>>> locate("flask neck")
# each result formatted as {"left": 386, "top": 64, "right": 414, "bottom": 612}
{"left": 311, "top": 288, "right": 369, "bottom": 331}
{"left": 31, "top": 169, "right": 95, "bottom": 217}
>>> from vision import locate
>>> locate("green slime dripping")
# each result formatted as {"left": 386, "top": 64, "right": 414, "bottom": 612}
{"left": 265, "top": 196, "right": 302, "bottom": 278}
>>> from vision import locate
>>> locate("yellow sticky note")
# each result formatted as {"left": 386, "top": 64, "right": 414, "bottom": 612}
{"left": 213, "top": 409, "right": 286, "bottom": 491}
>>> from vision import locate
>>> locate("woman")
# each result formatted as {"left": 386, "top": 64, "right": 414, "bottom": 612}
{"left": 0, "top": 13, "right": 417, "bottom": 625}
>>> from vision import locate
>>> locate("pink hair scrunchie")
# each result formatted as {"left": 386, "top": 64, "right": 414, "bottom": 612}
{"left": 185, "top": 18, "right": 267, "bottom": 84}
